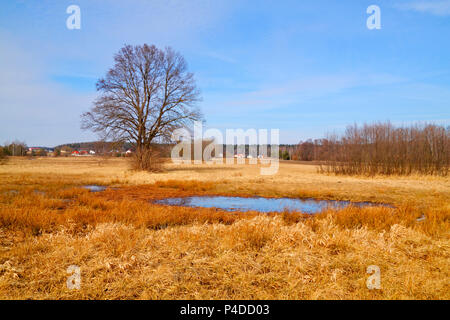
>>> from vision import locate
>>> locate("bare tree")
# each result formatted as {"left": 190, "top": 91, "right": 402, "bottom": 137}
{"left": 81, "top": 44, "right": 202, "bottom": 170}
{"left": 319, "top": 122, "right": 449, "bottom": 176}
{"left": 0, "top": 147, "right": 6, "bottom": 164}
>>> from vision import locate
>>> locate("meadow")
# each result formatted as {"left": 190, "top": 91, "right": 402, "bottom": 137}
{"left": 0, "top": 156, "right": 448, "bottom": 299}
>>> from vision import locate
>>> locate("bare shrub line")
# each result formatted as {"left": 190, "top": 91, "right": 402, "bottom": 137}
{"left": 317, "top": 122, "right": 449, "bottom": 176}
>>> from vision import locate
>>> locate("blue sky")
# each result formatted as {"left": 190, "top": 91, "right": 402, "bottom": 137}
{"left": 0, "top": 0, "right": 449, "bottom": 146}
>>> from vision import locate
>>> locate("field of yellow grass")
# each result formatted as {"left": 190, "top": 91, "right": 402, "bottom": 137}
{"left": 0, "top": 156, "right": 449, "bottom": 299}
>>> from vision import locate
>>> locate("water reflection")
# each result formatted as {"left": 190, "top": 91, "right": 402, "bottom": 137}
{"left": 155, "top": 196, "right": 391, "bottom": 214}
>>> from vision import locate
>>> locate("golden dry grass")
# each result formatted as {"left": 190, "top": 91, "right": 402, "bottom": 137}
{"left": 0, "top": 157, "right": 449, "bottom": 299}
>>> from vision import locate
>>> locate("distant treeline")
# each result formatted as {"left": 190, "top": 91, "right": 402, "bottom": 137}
{"left": 55, "top": 141, "right": 135, "bottom": 153}
{"left": 1, "top": 141, "right": 28, "bottom": 157}
{"left": 8, "top": 122, "right": 449, "bottom": 176}
{"left": 316, "top": 122, "right": 449, "bottom": 176}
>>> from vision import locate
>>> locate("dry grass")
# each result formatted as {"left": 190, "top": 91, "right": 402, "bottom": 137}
{"left": 0, "top": 157, "right": 449, "bottom": 299}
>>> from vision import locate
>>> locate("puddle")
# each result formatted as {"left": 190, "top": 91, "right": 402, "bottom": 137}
{"left": 82, "top": 185, "right": 107, "bottom": 192}
{"left": 154, "top": 196, "right": 391, "bottom": 214}
{"left": 3, "top": 190, "right": 19, "bottom": 196}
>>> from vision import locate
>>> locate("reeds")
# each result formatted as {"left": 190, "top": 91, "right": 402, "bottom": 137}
{"left": 0, "top": 157, "right": 448, "bottom": 299}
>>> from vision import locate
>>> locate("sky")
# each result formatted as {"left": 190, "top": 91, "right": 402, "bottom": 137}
{"left": 0, "top": 0, "right": 449, "bottom": 146}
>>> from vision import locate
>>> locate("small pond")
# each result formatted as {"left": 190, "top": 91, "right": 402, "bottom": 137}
{"left": 154, "top": 196, "right": 391, "bottom": 214}
{"left": 82, "top": 185, "right": 107, "bottom": 192}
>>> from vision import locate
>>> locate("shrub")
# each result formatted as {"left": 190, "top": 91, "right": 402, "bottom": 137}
{"left": 319, "top": 122, "right": 449, "bottom": 176}
{"left": 0, "top": 147, "right": 7, "bottom": 164}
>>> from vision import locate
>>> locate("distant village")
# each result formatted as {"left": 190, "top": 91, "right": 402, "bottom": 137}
{"left": 2, "top": 140, "right": 328, "bottom": 161}
{"left": 0, "top": 141, "right": 137, "bottom": 157}
{"left": 26, "top": 146, "right": 135, "bottom": 157}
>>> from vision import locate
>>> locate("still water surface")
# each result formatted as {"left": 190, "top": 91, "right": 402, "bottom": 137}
{"left": 155, "top": 196, "right": 390, "bottom": 214}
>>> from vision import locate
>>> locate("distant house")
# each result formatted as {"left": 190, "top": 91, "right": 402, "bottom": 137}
{"left": 27, "top": 147, "right": 53, "bottom": 156}
{"left": 124, "top": 149, "right": 134, "bottom": 157}
{"left": 60, "top": 147, "right": 72, "bottom": 155}
{"left": 71, "top": 149, "right": 95, "bottom": 156}
{"left": 27, "top": 147, "right": 41, "bottom": 156}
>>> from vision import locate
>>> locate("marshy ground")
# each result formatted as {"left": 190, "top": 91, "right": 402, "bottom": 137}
{"left": 0, "top": 157, "right": 448, "bottom": 299}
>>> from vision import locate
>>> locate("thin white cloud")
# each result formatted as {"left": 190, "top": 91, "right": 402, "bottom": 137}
{"left": 396, "top": 0, "right": 450, "bottom": 16}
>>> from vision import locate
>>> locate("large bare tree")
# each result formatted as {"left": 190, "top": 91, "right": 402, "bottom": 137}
{"left": 81, "top": 44, "right": 202, "bottom": 169}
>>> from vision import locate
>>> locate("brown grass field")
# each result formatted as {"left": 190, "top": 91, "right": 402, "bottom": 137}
{"left": 0, "top": 156, "right": 449, "bottom": 299}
